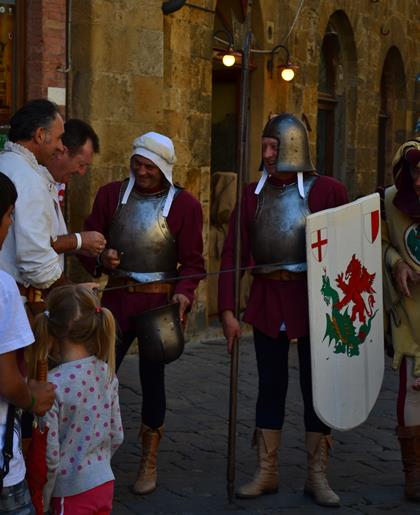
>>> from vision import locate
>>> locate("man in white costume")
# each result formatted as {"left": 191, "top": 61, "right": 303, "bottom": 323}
{"left": 0, "top": 99, "right": 104, "bottom": 314}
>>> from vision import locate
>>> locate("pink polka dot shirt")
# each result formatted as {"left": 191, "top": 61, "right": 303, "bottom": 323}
{"left": 43, "top": 356, "right": 124, "bottom": 506}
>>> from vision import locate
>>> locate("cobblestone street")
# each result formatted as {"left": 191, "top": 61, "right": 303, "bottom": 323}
{"left": 112, "top": 335, "right": 419, "bottom": 514}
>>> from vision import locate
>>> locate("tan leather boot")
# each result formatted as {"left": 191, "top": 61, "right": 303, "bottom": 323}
{"left": 132, "top": 424, "right": 164, "bottom": 495}
{"left": 304, "top": 432, "right": 340, "bottom": 507}
{"left": 397, "top": 425, "right": 420, "bottom": 501}
{"left": 236, "top": 428, "right": 281, "bottom": 499}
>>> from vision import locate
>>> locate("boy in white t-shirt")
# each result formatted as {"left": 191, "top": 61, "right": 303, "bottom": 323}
{"left": 0, "top": 172, "right": 55, "bottom": 513}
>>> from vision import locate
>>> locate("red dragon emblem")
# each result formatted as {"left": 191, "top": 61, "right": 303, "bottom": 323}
{"left": 334, "top": 254, "right": 376, "bottom": 324}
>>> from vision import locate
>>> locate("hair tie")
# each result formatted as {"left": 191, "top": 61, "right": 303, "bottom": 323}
{"left": 95, "top": 306, "right": 102, "bottom": 313}
{"left": 43, "top": 309, "right": 50, "bottom": 318}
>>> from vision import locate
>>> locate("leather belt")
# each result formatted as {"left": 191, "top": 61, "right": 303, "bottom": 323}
{"left": 107, "top": 276, "right": 174, "bottom": 294}
{"left": 17, "top": 283, "right": 44, "bottom": 302}
{"left": 260, "top": 270, "right": 307, "bottom": 281}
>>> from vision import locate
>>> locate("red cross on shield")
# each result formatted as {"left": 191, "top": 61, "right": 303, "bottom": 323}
{"left": 311, "top": 227, "right": 328, "bottom": 262}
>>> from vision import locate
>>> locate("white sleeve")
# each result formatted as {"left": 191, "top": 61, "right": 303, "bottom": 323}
{"left": 13, "top": 176, "right": 62, "bottom": 288}
{"left": 0, "top": 272, "right": 33, "bottom": 353}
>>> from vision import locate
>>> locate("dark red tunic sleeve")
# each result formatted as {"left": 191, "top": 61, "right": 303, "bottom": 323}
{"left": 218, "top": 175, "right": 349, "bottom": 339}
{"left": 78, "top": 181, "right": 122, "bottom": 277}
{"left": 79, "top": 184, "right": 205, "bottom": 333}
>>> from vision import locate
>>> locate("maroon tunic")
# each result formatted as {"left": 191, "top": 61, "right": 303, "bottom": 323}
{"left": 80, "top": 181, "right": 205, "bottom": 332}
{"left": 218, "top": 174, "right": 349, "bottom": 339}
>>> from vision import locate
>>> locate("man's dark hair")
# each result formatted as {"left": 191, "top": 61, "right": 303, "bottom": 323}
{"left": 8, "top": 99, "right": 60, "bottom": 142}
{"left": 0, "top": 172, "right": 17, "bottom": 220}
{"left": 62, "top": 119, "right": 100, "bottom": 155}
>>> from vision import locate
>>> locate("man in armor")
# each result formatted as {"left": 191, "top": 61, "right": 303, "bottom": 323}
{"left": 219, "top": 113, "right": 348, "bottom": 506}
{"left": 80, "top": 131, "right": 205, "bottom": 495}
{"left": 382, "top": 136, "right": 420, "bottom": 501}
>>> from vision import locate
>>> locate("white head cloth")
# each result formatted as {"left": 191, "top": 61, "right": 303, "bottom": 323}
{"left": 121, "top": 131, "right": 177, "bottom": 217}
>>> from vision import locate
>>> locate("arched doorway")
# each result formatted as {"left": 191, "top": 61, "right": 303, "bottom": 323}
{"left": 208, "top": 0, "right": 262, "bottom": 318}
{"left": 377, "top": 46, "right": 407, "bottom": 188}
{"left": 316, "top": 11, "right": 357, "bottom": 186}
{"left": 211, "top": 1, "right": 246, "bottom": 175}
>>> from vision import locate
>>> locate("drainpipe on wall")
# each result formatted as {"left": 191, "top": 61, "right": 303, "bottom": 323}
{"left": 56, "top": 0, "right": 72, "bottom": 119}
{"left": 64, "top": 0, "right": 72, "bottom": 120}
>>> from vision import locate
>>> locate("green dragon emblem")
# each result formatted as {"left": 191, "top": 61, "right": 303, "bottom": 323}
{"left": 405, "top": 223, "right": 420, "bottom": 265}
{"left": 321, "top": 254, "right": 378, "bottom": 357}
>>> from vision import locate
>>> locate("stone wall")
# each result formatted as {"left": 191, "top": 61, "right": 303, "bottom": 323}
{"left": 26, "top": 0, "right": 66, "bottom": 101}
{"left": 249, "top": 0, "right": 420, "bottom": 196}
{"left": 68, "top": 0, "right": 214, "bottom": 332}
{"left": 67, "top": 0, "right": 420, "bottom": 329}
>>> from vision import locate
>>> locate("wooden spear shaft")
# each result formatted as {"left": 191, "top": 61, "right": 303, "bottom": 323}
{"left": 227, "top": 7, "right": 253, "bottom": 502}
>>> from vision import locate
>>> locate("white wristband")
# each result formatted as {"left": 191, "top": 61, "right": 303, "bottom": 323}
{"left": 74, "top": 232, "right": 82, "bottom": 251}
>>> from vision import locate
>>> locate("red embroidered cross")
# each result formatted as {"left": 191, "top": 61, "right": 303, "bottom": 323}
{"left": 311, "top": 229, "right": 328, "bottom": 262}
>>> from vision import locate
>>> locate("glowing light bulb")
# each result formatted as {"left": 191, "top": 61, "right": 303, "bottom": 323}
{"left": 281, "top": 67, "right": 295, "bottom": 81}
{"left": 222, "top": 54, "right": 236, "bottom": 67}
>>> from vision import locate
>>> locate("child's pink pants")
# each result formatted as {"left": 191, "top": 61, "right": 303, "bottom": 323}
{"left": 50, "top": 480, "right": 114, "bottom": 514}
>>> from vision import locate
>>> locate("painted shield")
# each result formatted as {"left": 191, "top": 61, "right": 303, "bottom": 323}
{"left": 306, "top": 193, "right": 384, "bottom": 431}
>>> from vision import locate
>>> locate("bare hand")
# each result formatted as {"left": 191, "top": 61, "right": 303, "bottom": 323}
{"left": 394, "top": 260, "right": 420, "bottom": 298}
{"left": 221, "top": 310, "right": 241, "bottom": 354}
{"left": 100, "top": 249, "right": 121, "bottom": 270}
{"left": 80, "top": 231, "right": 106, "bottom": 256}
{"left": 28, "top": 379, "right": 56, "bottom": 416}
{"left": 172, "top": 293, "right": 190, "bottom": 322}
{"left": 413, "top": 378, "right": 420, "bottom": 391}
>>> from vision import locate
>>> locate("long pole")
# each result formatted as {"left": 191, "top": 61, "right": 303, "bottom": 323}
{"left": 227, "top": 2, "right": 253, "bottom": 502}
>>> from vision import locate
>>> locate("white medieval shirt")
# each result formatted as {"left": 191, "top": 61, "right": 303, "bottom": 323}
{"left": 0, "top": 142, "right": 66, "bottom": 289}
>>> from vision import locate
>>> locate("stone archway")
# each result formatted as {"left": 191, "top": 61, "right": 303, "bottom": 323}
{"left": 207, "top": 0, "right": 264, "bottom": 318}
{"left": 316, "top": 10, "right": 357, "bottom": 189}
{"left": 377, "top": 46, "right": 407, "bottom": 188}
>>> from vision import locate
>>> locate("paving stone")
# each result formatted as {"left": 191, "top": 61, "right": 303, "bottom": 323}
{"left": 112, "top": 338, "right": 412, "bottom": 514}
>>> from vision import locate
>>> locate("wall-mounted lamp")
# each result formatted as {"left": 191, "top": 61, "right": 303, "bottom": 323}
{"left": 214, "top": 29, "right": 236, "bottom": 68}
{"left": 266, "top": 44, "right": 298, "bottom": 81}
{"left": 213, "top": 32, "right": 297, "bottom": 79}
{"left": 279, "top": 65, "right": 297, "bottom": 82}
{"left": 222, "top": 54, "right": 236, "bottom": 67}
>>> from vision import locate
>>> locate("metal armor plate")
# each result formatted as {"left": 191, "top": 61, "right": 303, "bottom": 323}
{"left": 108, "top": 182, "right": 180, "bottom": 279}
{"left": 250, "top": 175, "right": 317, "bottom": 273}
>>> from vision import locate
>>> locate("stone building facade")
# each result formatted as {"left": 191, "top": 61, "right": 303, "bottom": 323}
{"left": 66, "top": 0, "right": 419, "bottom": 330}
{"left": 0, "top": 0, "right": 66, "bottom": 124}
{"left": 4, "top": 0, "right": 420, "bottom": 331}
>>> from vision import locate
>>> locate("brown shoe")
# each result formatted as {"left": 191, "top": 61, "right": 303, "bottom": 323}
{"left": 304, "top": 432, "right": 340, "bottom": 507}
{"left": 132, "top": 424, "right": 164, "bottom": 495}
{"left": 397, "top": 425, "right": 420, "bottom": 501}
{"left": 236, "top": 428, "right": 281, "bottom": 499}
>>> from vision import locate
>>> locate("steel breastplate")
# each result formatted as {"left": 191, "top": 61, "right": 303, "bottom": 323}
{"left": 108, "top": 182, "right": 180, "bottom": 282}
{"left": 250, "top": 175, "right": 317, "bottom": 273}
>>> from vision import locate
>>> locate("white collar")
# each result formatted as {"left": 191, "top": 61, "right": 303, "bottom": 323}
{"left": 4, "top": 141, "right": 58, "bottom": 192}
{"left": 254, "top": 169, "right": 305, "bottom": 198}
{"left": 121, "top": 173, "right": 176, "bottom": 217}
{"left": 3, "top": 141, "right": 40, "bottom": 170}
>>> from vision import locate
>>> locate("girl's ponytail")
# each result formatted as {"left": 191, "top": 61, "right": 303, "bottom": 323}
{"left": 94, "top": 306, "right": 116, "bottom": 377}
{"left": 30, "top": 310, "right": 56, "bottom": 379}
{"left": 35, "top": 284, "right": 117, "bottom": 377}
